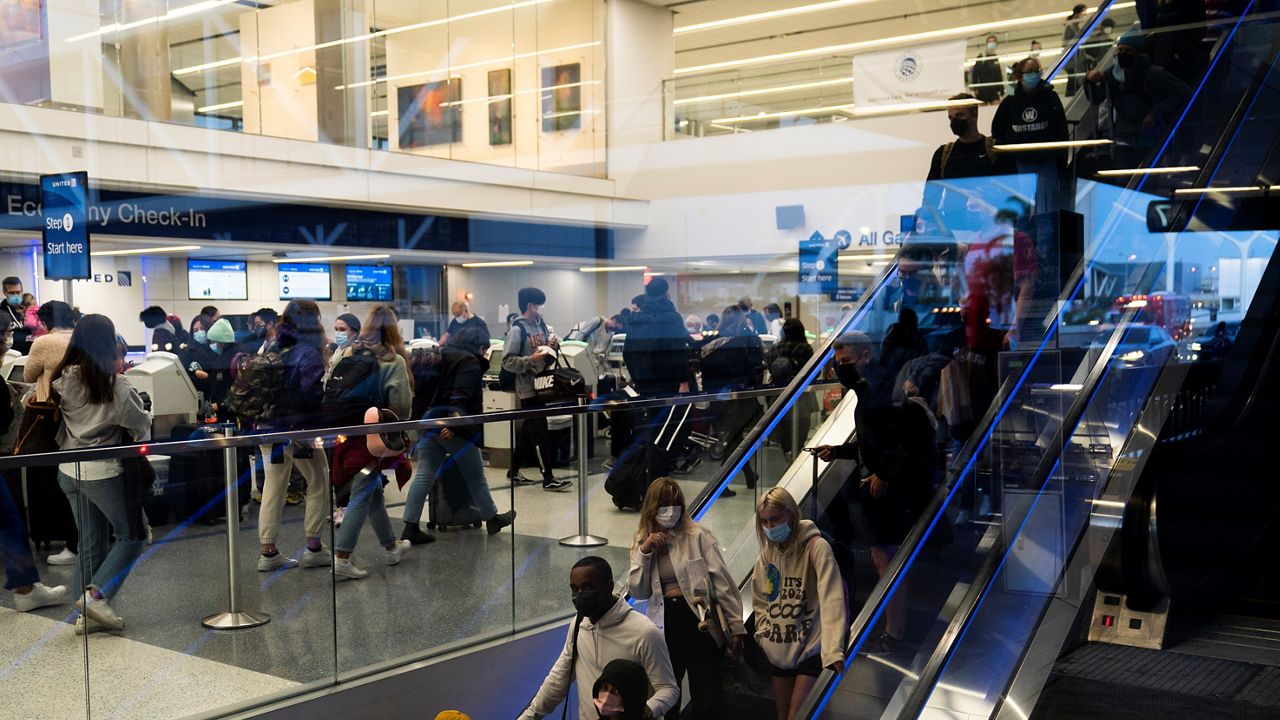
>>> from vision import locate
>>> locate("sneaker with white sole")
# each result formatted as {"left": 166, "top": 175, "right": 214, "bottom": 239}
{"left": 257, "top": 553, "right": 299, "bottom": 572}
{"left": 299, "top": 547, "right": 333, "bottom": 568}
{"left": 333, "top": 558, "right": 368, "bottom": 580}
{"left": 47, "top": 548, "right": 77, "bottom": 566}
{"left": 385, "top": 539, "right": 411, "bottom": 566}
{"left": 75, "top": 590, "right": 124, "bottom": 631}
{"left": 75, "top": 615, "right": 116, "bottom": 635}
{"left": 13, "top": 583, "right": 67, "bottom": 612}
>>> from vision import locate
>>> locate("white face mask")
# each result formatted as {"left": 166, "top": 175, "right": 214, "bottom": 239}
{"left": 655, "top": 505, "right": 682, "bottom": 529}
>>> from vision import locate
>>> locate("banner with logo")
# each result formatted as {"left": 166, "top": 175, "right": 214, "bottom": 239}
{"left": 852, "top": 39, "right": 967, "bottom": 107}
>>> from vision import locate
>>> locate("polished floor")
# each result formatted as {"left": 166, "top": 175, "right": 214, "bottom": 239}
{"left": 0, "top": 436, "right": 779, "bottom": 719}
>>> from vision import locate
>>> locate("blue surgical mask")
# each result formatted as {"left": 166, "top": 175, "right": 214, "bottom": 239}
{"left": 1022, "top": 71, "right": 1041, "bottom": 90}
{"left": 334, "top": 331, "right": 350, "bottom": 347}
{"left": 986, "top": 41, "right": 997, "bottom": 52}
{"left": 210, "top": 342, "right": 223, "bottom": 355}
{"left": 1112, "top": 62, "right": 1126, "bottom": 82}
{"left": 194, "top": 330, "right": 207, "bottom": 344}
{"left": 764, "top": 522, "right": 792, "bottom": 543}
{"left": 6, "top": 294, "right": 20, "bottom": 307}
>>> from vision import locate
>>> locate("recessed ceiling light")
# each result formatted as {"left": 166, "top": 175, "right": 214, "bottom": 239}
{"left": 273, "top": 254, "right": 390, "bottom": 264}
{"left": 460, "top": 260, "right": 535, "bottom": 268}
{"left": 92, "top": 244, "right": 202, "bottom": 257}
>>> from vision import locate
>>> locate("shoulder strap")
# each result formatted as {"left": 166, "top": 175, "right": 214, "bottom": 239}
{"left": 939, "top": 141, "right": 956, "bottom": 178}
{"left": 562, "top": 615, "right": 584, "bottom": 720}
{"left": 985, "top": 136, "right": 1000, "bottom": 164}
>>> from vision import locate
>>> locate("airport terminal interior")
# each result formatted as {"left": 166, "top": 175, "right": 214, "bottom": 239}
{"left": 2, "top": 0, "right": 1280, "bottom": 718}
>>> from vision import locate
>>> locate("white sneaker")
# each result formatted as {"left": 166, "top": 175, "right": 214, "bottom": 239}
{"left": 47, "top": 548, "right": 77, "bottom": 566}
{"left": 257, "top": 553, "right": 299, "bottom": 572}
{"left": 299, "top": 547, "right": 332, "bottom": 568}
{"left": 13, "top": 583, "right": 67, "bottom": 612}
{"left": 333, "top": 558, "right": 368, "bottom": 580}
{"left": 75, "top": 615, "right": 116, "bottom": 635}
{"left": 75, "top": 591, "right": 124, "bottom": 631}
{"left": 385, "top": 539, "right": 411, "bottom": 566}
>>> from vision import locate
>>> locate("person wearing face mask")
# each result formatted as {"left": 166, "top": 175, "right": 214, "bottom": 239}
{"left": 752, "top": 487, "right": 846, "bottom": 720}
{"left": 438, "top": 300, "right": 489, "bottom": 345}
{"left": 201, "top": 318, "right": 240, "bottom": 423}
{"left": 924, "top": 94, "right": 1014, "bottom": 223}
{"left": 2, "top": 276, "right": 32, "bottom": 354}
{"left": 1085, "top": 30, "right": 1191, "bottom": 170}
{"left": 969, "top": 35, "right": 1005, "bottom": 104}
{"left": 1086, "top": 17, "right": 1116, "bottom": 68}
{"left": 181, "top": 313, "right": 216, "bottom": 394}
{"left": 324, "top": 312, "right": 362, "bottom": 384}
{"left": 1062, "top": 4, "right": 1089, "bottom": 96}
{"left": 627, "top": 477, "right": 746, "bottom": 719}
{"left": 991, "top": 56, "right": 1069, "bottom": 209}
{"left": 519, "top": 556, "right": 678, "bottom": 720}
{"left": 244, "top": 307, "right": 279, "bottom": 356}
{"left": 591, "top": 660, "right": 650, "bottom": 720}
{"left": 502, "top": 286, "right": 572, "bottom": 491}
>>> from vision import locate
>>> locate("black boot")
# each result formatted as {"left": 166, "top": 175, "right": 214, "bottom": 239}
{"left": 486, "top": 510, "right": 517, "bottom": 535}
{"left": 401, "top": 524, "right": 436, "bottom": 545}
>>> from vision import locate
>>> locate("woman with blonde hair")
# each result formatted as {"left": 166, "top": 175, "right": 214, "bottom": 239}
{"left": 627, "top": 477, "right": 745, "bottom": 718}
{"left": 752, "top": 487, "right": 846, "bottom": 720}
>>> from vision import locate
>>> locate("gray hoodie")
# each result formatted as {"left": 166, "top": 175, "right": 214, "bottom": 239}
{"left": 53, "top": 367, "right": 150, "bottom": 481}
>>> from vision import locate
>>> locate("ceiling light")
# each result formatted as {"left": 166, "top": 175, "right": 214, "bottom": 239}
{"left": 674, "top": 4, "right": 1136, "bottom": 76}
{"left": 675, "top": 77, "right": 851, "bottom": 106}
{"left": 460, "top": 260, "right": 535, "bottom": 268}
{"left": 674, "top": 0, "right": 879, "bottom": 35}
{"left": 1173, "top": 185, "right": 1278, "bottom": 195}
{"left": 992, "top": 139, "right": 1111, "bottom": 151}
{"left": 850, "top": 97, "right": 979, "bottom": 117}
{"left": 579, "top": 266, "right": 648, "bottom": 273}
{"left": 172, "top": 57, "right": 242, "bottom": 76}
{"left": 1097, "top": 165, "right": 1201, "bottom": 177}
{"left": 273, "top": 254, "right": 390, "bottom": 264}
{"left": 66, "top": 0, "right": 240, "bottom": 42}
{"left": 711, "top": 102, "right": 855, "bottom": 125}
{"left": 196, "top": 100, "right": 243, "bottom": 113}
{"left": 92, "top": 244, "right": 202, "bottom": 257}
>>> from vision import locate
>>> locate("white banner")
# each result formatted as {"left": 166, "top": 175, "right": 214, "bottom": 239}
{"left": 852, "top": 39, "right": 967, "bottom": 107}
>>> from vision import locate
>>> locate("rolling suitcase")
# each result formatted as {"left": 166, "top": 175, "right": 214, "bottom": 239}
{"left": 426, "top": 453, "right": 485, "bottom": 531}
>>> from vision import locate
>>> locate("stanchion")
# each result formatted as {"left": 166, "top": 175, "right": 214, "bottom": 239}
{"left": 203, "top": 427, "right": 270, "bottom": 629}
{"left": 560, "top": 397, "right": 606, "bottom": 548}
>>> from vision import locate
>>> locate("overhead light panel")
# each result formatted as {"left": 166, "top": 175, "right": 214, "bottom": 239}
{"left": 1097, "top": 165, "right": 1200, "bottom": 177}
{"left": 273, "top": 253, "right": 390, "bottom": 264}
{"left": 1173, "top": 185, "right": 1278, "bottom": 195}
{"left": 460, "top": 260, "right": 534, "bottom": 268}
{"left": 197, "top": 100, "right": 243, "bottom": 113}
{"left": 675, "top": 77, "right": 851, "bottom": 106}
{"left": 992, "top": 139, "right": 1111, "bottom": 152}
{"left": 674, "top": 0, "right": 879, "bottom": 35}
{"left": 579, "top": 265, "right": 648, "bottom": 273}
{"left": 92, "top": 244, "right": 202, "bottom": 257}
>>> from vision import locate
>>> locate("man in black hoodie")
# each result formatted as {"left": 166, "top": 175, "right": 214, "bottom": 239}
{"left": 1085, "top": 31, "right": 1192, "bottom": 170}
{"left": 622, "top": 277, "right": 693, "bottom": 478}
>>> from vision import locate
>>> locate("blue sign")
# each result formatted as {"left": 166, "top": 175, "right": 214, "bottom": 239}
{"left": 346, "top": 264, "right": 394, "bottom": 301}
{"left": 829, "top": 287, "right": 862, "bottom": 302}
{"left": 41, "top": 172, "right": 91, "bottom": 280}
{"left": 798, "top": 233, "right": 838, "bottom": 295}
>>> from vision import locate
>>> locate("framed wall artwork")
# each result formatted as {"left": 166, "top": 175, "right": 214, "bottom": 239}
{"left": 540, "top": 62, "right": 581, "bottom": 132}
{"left": 488, "top": 68, "right": 512, "bottom": 146}
{"left": 397, "top": 78, "right": 462, "bottom": 148}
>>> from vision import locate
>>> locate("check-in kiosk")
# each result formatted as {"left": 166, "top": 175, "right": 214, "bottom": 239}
{"left": 125, "top": 352, "right": 199, "bottom": 439}
{"left": 2, "top": 349, "right": 22, "bottom": 383}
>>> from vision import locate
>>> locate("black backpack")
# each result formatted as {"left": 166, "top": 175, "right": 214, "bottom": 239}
{"left": 409, "top": 345, "right": 444, "bottom": 420}
{"left": 497, "top": 320, "right": 529, "bottom": 392}
{"left": 320, "top": 347, "right": 384, "bottom": 427}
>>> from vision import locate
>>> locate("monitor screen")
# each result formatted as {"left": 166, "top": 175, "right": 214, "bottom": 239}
{"left": 278, "top": 263, "right": 332, "bottom": 301}
{"left": 187, "top": 259, "right": 248, "bottom": 300}
{"left": 345, "top": 264, "right": 393, "bottom": 302}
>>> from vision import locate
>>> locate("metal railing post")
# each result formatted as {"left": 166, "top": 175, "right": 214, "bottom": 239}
{"left": 560, "top": 397, "right": 606, "bottom": 547}
{"left": 203, "top": 426, "right": 270, "bottom": 629}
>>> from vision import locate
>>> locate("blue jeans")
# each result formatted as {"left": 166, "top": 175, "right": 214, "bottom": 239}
{"left": 1, "top": 477, "right": 38, "bottom": 591}
{"left": 402, "top": 430, "right": 497, "bottom": 526}
{"left": 57, "top": 472, "right": 144, "bottom": 600}
{"left": 335, "top": 467, "right": 395, "bottom": 554}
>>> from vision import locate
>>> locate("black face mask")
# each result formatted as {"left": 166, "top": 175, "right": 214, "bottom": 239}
{"left": 573, "top": 590, "right": 612, "bottom": 618}
{"left": 835, "top": 362, "right": 863, "bottom": 390}
{"left": 1116, "top": 53, "right": 1136, "bottom": 69}
{"left": 949, "top": 118, "right": 970, "bottom": 137}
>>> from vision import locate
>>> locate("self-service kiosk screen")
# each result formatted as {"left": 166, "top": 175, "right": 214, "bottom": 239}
{"left": 187, "top": 259, "right": 248, "bottom": 300}
{"left": 345, "top": 264, "right": 393, "bottom": 301}
{"left": 278, "top": 263, "right": 332, "bottom": 301}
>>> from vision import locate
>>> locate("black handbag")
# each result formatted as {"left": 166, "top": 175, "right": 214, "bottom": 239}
{"left": 531, "top": 352, "right": 587, "bottom": 405}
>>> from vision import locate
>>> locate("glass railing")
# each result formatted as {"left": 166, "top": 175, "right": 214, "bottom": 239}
{"left": 665, "top": 1, "right": 1139, "bottom": 139}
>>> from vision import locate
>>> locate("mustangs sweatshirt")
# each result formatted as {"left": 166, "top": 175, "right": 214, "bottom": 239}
{"left": 752, "top": 519, "right": 847, "bottom": 670}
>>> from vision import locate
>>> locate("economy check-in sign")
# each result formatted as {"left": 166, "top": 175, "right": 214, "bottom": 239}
{"left": 798, "top": 231, "right": 838, "bottom": 295}
{"left": 41, "top": 172, "right": 91, "bottom": 280}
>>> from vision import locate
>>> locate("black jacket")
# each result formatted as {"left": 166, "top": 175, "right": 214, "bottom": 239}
{"left": 700, "top": 331, "right": 763, "bottom": 393}
{"left": 623, "top": 296, "right": 692, "bottom": 396}
{"left": 261, "top": 337, "right": 325, "bottom": 431}
{"left": 969, "top": 54, "right": 1005, "bottom": 103}
{"left": 430, "top": 345, "right": 485, "bottom": 439}
{"left": 1085, "top": 57, "right": 1191, "bottom": 147}
{"left": 991, "top": 82, "right": 1069, "bottom": 162}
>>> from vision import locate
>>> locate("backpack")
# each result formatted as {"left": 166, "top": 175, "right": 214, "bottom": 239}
{"left": 939, "top": 136, "right": 1000, "bottom": 178}
{"left": 497, "top": 319, "right": 530, "bottom": 392}
{"left": 320, "top": 347, "right": 384, "bottom": 427}
{"left": 409, "top": 345, "right": 444, "bottom": 420}
{"left": 227, "top": 351, "right": 286, "bottom": 422}
{"left": 565, "top": 316, "right": 605, "bottom": 343}
{"left": 768, "top": 355, "right": 799, "bottom": 387}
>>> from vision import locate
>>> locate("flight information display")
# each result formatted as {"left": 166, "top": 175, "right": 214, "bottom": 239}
{"left": 278, "top": 263, "right": 331, "bottom": 300}
{"left": 187, "top": 259, "right": 248, "bottom": 300}
{"left": 345, "top": 264, "right": 393, "bottom": 301}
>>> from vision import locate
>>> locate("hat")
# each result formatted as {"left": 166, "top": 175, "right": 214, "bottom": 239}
{"left": 364, "top": 407, "right": 408, "bottom": 458}
{"left": 591, "top": 659, "right": 650, "bottom": 720}
{"left": 1117, "top": 30, "right": 1147, "bottom": 50}
{"left": 644, "top": 276, "right": 669, "bottom": 299}
{"left": 433, "top": 713, "right": 470, "bottom": 720}
{"left": 337, "top": 312, "right": 362, "bottom": 334}
{"left": 207, "top": 318, "right": 235, "bottom": 344}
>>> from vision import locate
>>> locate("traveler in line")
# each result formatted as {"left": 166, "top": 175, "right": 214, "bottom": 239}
{"left": 753, "top": 487, "right": 846, "bottom": 720}
{"left": 255, "top": 300, "right": 332, "bottom": 572}
{"left": 739, "top": 296, "right": 768, "bottom": 335}
{"left": 400, "top": 325, "right": 516, "bottom": 544}
{"left": 623, "top": 277, "right": 695, "bottom": 480}
{"left": 200, "top": 305, "right": 221, "bottom": 323}
{"left": 767, "top": 318, "right": 817, "bottom": 459}
{"left": 332, "top": 306, "right": 414, "bottom": 580}
{"left": 23, "top": 300, "right": 79, "bottom": 565}
{"left": 325, "top": 312, "right": 362, "bottom": 384}
{"left": 53, "top": 314, "right": 151, "bottom": 634}
{"left": 20, "top": 293, "right": 40, "bottom": 339}
{"left": 502, "top": 287, "right": 571, "bottom": 491}
{"left": 3, "top": 276, "right": 32, "bottom": 353}
{"left": 700, "top": 304, "right": 765, "bottom": 496}
{"left": 590, "top": 659, "right": 651, "bottom": 720}
{"left": 182, "top": 312, "right": 216, "bottom": 396}
{"left": 245, "top": 307, "right": 279, "bottom": 356}
{"left": 519, "top": 556, "right": 679, "bottom": 720}
{"left": 764, "top": 303, "right": 785, "bottom": 337}
{"left": 1, "top": 476, "right": 67, "bottom": 612}
{"left": 139, "top": 305, "right": 186, "bottom": 354}
{"left": 439, "top": 301, "right": 489, "bottom": 345}
{"left": 202, "top": 318, "right": 240, "bottom": 423}
{"left": 628, "top": 477, "right": 746, "bottom": 719}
